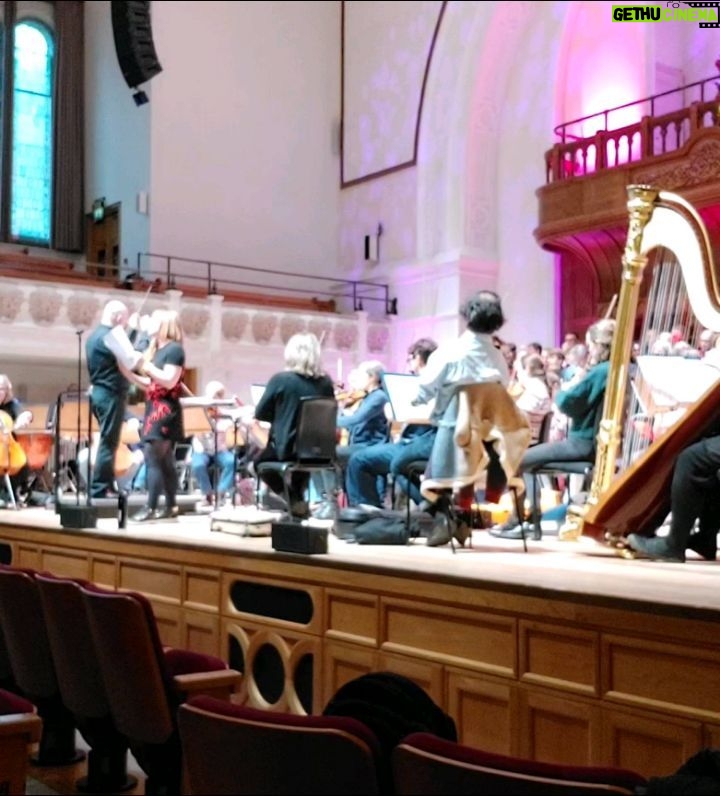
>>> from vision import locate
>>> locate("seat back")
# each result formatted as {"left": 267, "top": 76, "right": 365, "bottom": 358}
{"left": 80, "top": 584, "right": 175, "bottom": 745}
{"left": 35, "top": 574, "right": 110, "bottom": 721}
{"left": 392, "top": 732, "right": 646, "bottom": 796}
{"left": 528, "top": 410, "right": 553, "bottom": 446}
{"left": 0, "top": 567, "right": 58, "bottom": 699}
{"left": 295, "top": 396, "right": 338, "bottom": 462}
{"left": 178, "top": 694, "right": 382, "bottom": 795}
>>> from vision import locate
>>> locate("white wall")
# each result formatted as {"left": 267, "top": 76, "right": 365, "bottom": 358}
{"left": 85, "top": 0, "right": 150, "bottom": 273}
{"left": 80, "top": 0, "right": 708, "bottom": 371}
{"left": 148, "top": 0, "right": 341, "bottom": 281}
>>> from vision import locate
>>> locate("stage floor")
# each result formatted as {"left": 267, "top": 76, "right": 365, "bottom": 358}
{"left": 3, "top": 503, "right": 719, "bottom": 618}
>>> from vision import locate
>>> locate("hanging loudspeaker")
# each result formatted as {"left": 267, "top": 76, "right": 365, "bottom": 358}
{"left": 111, "top": 0, "right": 163, "bottom": 89}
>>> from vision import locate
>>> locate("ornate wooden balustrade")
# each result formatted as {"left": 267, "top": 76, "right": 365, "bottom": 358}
{"left": 536, "top": 89, "right": 720, "bottom": 336}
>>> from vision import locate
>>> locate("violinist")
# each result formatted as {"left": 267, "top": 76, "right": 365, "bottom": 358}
{"left": 131, "top": 309, "right": 186, "bottom": 522}
{"left": 310, "top": 361, "right": 389, "bottom": 519}
{"left": 191, "top": 380, "right": 237, "bottom": 509}
{"left": 0, "top": 374, "right": 32, "bottom": 506}
{"left": 344, "top": 338, "right": 437, "bottom": 510}
{"left": 85, "top": 300, "right": 144, "bottom": 500}
{"left": 335, "top": 361, "right": 389, "bottom": 465}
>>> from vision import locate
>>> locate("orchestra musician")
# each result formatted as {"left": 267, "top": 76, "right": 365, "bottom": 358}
{"left": 252, "top": 332, "right": 334, "bottom": 519}
{"left": 311, "top": 360, "right": 389, "bottom": 518}
{"left": 411, "top": 290, "right": 510, "bottom": 548}
{"left": 626, "top": 415, "right": 720, "bottom": 562}
{"left": 130, "top": 309, "right": 186, "bottom": 522}
{"left": 191, "top": 380, "right": 238, "bottom": 509}
{"left": 76, "top": 410, "right": 144, "bottom": 494}
{"left": 0, "top": 373, "right": 32, "bottom": 506}
{"left": 492, "top": 317, "right": 615, "bottom": 540}
{"left": 344, "top": 338, "right": 437, "bottom": 510}
{"left": 85, "top": 300, "right": 144, "bottom": 500}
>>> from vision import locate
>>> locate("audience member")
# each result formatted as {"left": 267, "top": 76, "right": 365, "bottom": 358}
{"left": 322, "top": 672, "right": 457, "bottom": 792}
{"left": 561, "top": 331, "right": 579, "bottom": 355}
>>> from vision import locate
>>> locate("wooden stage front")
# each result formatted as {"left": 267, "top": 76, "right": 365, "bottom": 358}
{"left": 1, "top": 505, "right": 719, "bottom": 780}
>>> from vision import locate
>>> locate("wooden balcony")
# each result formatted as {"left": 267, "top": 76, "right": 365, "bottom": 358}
{"left": 535, "top": 98, "right": 720, "bottom": 335}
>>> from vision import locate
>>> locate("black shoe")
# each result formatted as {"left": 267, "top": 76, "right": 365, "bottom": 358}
{"left": 426, "top": 513, "right": 452, "bottom": 547}
{"left": 687, "top": 533, "right": 717, "bottom": 561}
{"left": 453, "top": 521, "right": 472, "bottom": 547}
{"left": 93, "top": 489, "right": 120, "bottom": 500}
{"left": 154, "top": 506, "right": 179, "bottom": 521}
{"left": 131, "top": 506, "right": 155, "bottom": 522}
{"left": 627, "top": 533, "right": 685, "bottom": 563}
{"left": 289, "top": 500, "right": 310, "bottom": 520}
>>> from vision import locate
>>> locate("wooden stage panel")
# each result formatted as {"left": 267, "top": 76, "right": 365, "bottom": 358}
{"left": 520, "top": 620, "right": 599, "bottom": 697}
{"left": 1, "top": 507, "right": 720, "bottom": 778}
{"left": 382, "top": 597, "right": 516, "bottom": 678}
{"left": 602, "top": 634, "right": 720, "bottom": 719}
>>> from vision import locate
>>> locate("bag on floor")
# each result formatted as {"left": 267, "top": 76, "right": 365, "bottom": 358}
{"left": 353, "top": 516, "right": 410, "bottom": 545}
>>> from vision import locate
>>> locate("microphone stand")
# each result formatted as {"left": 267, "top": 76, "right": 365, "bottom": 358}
{"left": 76, "top": 330, "right": 84, "bottom": 508}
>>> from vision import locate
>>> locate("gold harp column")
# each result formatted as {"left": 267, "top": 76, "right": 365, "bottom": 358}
{"left": 561, "top": 184, "right": 658, "bottom": 541}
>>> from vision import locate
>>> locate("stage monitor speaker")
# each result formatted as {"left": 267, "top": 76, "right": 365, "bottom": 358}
{"left": 271, "top": 522, "right": 328, "bottom": 555}
{"left": 111, "top": 0, "right": 163, "bottom": 89}
{"left": 59, "top": 504, "right": 98, "bottom": 530}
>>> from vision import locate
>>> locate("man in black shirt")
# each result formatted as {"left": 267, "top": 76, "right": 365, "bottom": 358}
{"left": 85, "top": 300, "right": 144, "bottom": 499}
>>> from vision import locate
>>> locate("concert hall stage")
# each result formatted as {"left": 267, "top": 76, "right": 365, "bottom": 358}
{"left": 1, "top": 505, "right": 719, "bottom": 779}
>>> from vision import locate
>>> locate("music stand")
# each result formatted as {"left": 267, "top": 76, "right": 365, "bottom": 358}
{"left": 181, "top": 398, "right": 238, "bottom": 509}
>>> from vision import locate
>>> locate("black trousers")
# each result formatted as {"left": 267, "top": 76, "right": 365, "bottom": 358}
{"left": 667, "top": 433, "right": 720, "bottom": 549}
{"left": 90, "top": 386, "right": 125, "bottom": 498}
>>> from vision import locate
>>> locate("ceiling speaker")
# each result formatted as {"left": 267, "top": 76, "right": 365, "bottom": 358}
{"left": 111, "top": 1, "right": 163, "bottom": 90}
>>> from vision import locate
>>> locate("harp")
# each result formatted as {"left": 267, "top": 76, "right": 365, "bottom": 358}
{"left": 563, "top": 185, "right": 720, "bottom": 547}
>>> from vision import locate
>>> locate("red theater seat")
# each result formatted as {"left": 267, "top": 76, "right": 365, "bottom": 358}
{"left": 178, "top": 694, "right": 383, "bottom": 795}
{"left": 392, "top": 732, "right": 647, "bottom": 795}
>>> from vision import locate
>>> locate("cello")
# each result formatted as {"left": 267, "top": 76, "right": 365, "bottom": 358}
{"left": 0, "top": 410, "right": 28, "bottom": 477}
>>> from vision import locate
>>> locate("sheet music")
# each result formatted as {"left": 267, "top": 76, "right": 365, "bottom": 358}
{"left": 634, "top": 355, "right": 720, "bottom": 413}
{"left": 179, "top": 396, "right": 238, "bottom": 408}
{"left": 381, "top": 372, "right": 432, "bottom": 422}
{"left": 250, "top": 384, "right": 266, "bottom": 406}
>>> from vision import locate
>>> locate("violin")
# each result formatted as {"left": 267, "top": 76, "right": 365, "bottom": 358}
{"left": 0, "top": 410, "right": 28, "bottom": 477}
{"left": 335, "top": 388, "right": 367, "bottom": 409}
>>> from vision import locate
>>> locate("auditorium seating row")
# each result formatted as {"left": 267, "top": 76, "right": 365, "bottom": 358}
{"left": 0, "top": 565, "right": 241, "bottom": 795}
{"left": 178, "top": 694, "right": 648, "bottom": 795}
{"left": 0, "top": 561, "right": 649, "bottom": 794}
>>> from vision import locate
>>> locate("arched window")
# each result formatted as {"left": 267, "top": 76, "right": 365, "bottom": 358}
{"left": 10, "top": 19, "right": 54, "bottom": 244}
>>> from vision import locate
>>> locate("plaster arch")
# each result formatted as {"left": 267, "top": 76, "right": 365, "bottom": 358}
{"left": 417, "top": 1, "right": 566, "bottom": 343}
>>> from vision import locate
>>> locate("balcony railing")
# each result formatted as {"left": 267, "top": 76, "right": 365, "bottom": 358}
{"left": 545, "top": 74, "right": 720, "bottom": 183}
{"left": 135, "top": 253, "right": 397, "bottom": 317}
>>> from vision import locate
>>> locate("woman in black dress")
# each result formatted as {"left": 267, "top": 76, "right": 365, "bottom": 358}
{"left": 132, "top": 310, "right": 186, "bottom": 521}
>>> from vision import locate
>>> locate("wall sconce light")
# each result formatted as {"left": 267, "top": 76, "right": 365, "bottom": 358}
{"left": 364, "top": 223, "right": 383, "bottom": 263}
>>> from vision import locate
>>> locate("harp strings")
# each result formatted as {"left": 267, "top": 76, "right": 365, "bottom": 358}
{"left": 621, "top": 247, "right": 700, "bottom": 470}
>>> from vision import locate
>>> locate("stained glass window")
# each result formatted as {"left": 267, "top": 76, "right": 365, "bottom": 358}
{"left": 11, "top": 20, "right": 53, "bottom": 243}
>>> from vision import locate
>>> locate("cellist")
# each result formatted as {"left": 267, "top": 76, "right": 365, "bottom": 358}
{"left": 0, "top": 374, "right": 32, "bottom": 506}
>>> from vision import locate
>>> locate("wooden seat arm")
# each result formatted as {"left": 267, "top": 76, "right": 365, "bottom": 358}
{"left": 173, "top": 669, "right": 242, "bottom": 701}
{"left": 0, "top": 712, "right": 43, "bottom": 742}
